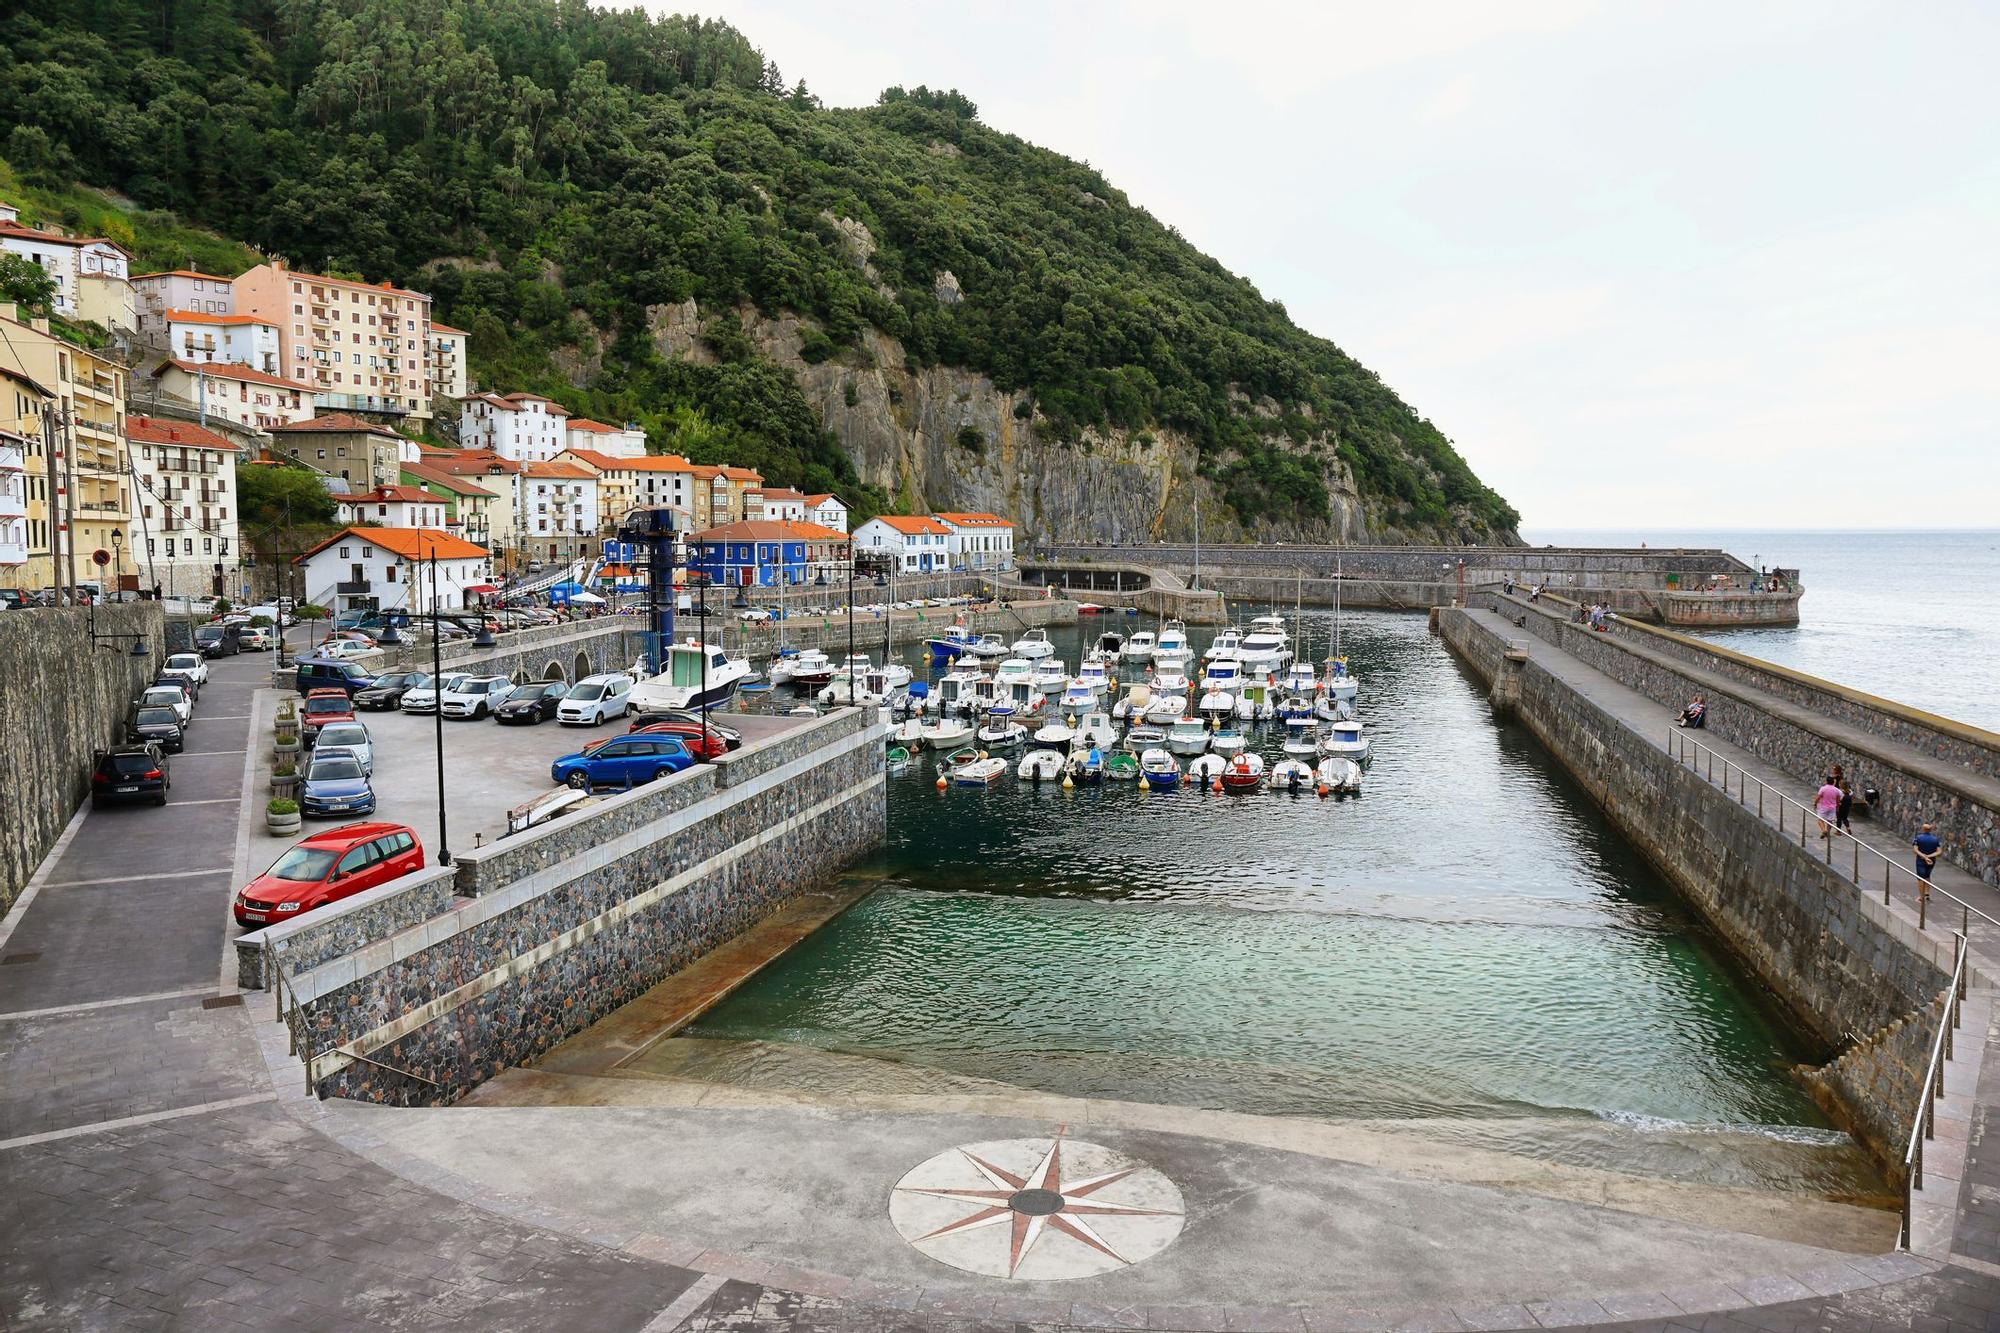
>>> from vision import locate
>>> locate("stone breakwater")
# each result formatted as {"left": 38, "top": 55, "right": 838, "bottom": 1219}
{"left": 0, "top": 602, "right": 167, "bottom": 912}
{"left": 251, "top": 708, "right": 886, "bottom": 1106}
{"left": 1439, "top": 605, "right": 1950, "bottom": 1173}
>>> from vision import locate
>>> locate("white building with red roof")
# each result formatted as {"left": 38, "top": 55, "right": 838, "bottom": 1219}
{"left": 563, "top": 417, "right": 647, "bottom": 459}
{"left": 932, "top": 511, "right": 1016, "bottom": 571}
{"left": 458, "top": 391, "right": 570, "bottom": 463}
{"left": 802, "top": 492, "right": 849, "bottom": 534}
{"left": 746, "top": 487, "right": 808, "bottom": 523}
{"left": 334, "top": 484, "right": 451, "bottom": 530}
{"left": 150, "top": 360, "right": 314, "bottom": 432}
{"left": 522, "top": 460, "right": 601, "bottom": 561}
{"left": 159, "top": 309, "right": 281, "bottom": 374}
{"left": 126, "top": 415, "right": 241, "bottom": 597}
{"left": 0, "top": 220, "right": 134, "bottom": 328}
{"left": 852, "top": 514, "right": 954, "bottom": 573}
{"left": 294, "top": 526, "right": 493, "bottom": 615}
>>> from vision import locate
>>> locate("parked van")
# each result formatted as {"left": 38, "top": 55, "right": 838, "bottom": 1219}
{"left": 292, "top": 657, "right": 379, "bottom": 695}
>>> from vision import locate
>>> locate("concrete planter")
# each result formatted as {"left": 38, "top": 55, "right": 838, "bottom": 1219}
{"left": 266, "top": 805, "right": 301, "bottom": 836}
{"left": 269, "top": 774, "right": 299, "bottom": 800}
{"left": 274, "top": 734, "right": 300, "bottom": 760}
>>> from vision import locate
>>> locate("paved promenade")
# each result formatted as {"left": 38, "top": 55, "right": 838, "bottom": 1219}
{"left": 3, "top": 622, "right": 2000, "bottom": 1329}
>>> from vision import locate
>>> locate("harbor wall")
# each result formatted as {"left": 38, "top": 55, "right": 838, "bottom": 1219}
{"left": 719, "top": 596, "right": 1078, "bottom": 660}
{"left": 0, "top": 603, "right": 168, "bottom": 914}
{"left": 1438, "top": 606, "right": 1949, "bottom": 1171}
{"left": 1484, "top": 592, "right": 2000, "bottom": 888}
{"left": 243, "top": 707, "right": 887, "bottom": 1105}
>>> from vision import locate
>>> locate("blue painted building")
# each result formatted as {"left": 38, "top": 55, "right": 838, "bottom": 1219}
{"left": 686, "top": 519, "right": 847, "bottom": 588}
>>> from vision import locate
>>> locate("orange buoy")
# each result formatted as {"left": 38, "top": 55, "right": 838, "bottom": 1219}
{"left": 1211, "top": 777, "right": 1223, "bottom": 794}
{"left": 936, "top": 774, "right": 948, "bottom": 791}
{"left": 1316, "top": 784, "right": 1329, "bottom": 798}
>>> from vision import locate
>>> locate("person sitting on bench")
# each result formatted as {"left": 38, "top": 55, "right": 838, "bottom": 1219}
{"left": 1676, "top": 697, "right": 1706, "bottom": 729}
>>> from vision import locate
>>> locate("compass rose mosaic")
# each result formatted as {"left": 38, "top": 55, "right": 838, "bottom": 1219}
{"left": 888, "top": 1130, "right": 1185, "bottom": 1280}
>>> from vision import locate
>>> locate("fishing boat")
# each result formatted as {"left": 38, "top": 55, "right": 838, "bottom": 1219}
{"left": 1031, "top": 719, "right": 1076, "bottom": 749}
{"left": 1018, "top": 747, "right": 1065, "bottom": 782}
{"left": 1209, "top": 725, "right": 1248, "bottom": 758}
{"left": 1318, "top": 719, "right": 1372, "bottom": 764}
{"left": 1276, "top": 693, "right": 1317, "bottom": 723}
{"left": 1031, "top": 658, "right": 1069, "bottom": 695}
{"left": 1187, "top": 753, "right": 1226, "bottom": 784}
{"left": 1323, "top": 656, "right": 1360, "bottom": 704}
{"left": 1220, "top": 751, "right": 1266, "bottom": 791}
{"left": 630, "top": 639, "right": 752, "bottom": 715}
{"left": 1166, "top": 716, "right": 1211, "bottom": 757}
{"left": 976, "top": 709, "right": 1027, "bottom": 748}
{"left": 1053, "top": 682, "right": 1094, "bottom": 718}
{"left": 1282, "top": 660, "right": 1318, "bottom": 696}
{"left": 1105, "top": 750, "right": 1142, "bottom": 781}
{"left": 994, "top": 658, "right": 1047, "bottom": 714}
{"left": 1235, "top": 678, "right": 1278, "bottom": 721}
{"left": 1010, "top": 628, "right": 1055, "bottom": 660}
{"left": 1313, "top": 694, "right": 1356, "bottom": 723}
{"left": 1144, "top": 693, "right": 1186, "bottom": 725}
{"left": 917, "top": 716, "right": 973, "bottom": 749}
{"left": 1153, "top": 661, "right": 1192, "bottom": 693}
{"left": 1281, "top": 717, "right": 1320, "bottom": 757}
{"left": 964, "top": 632, "right": 1009, "bottom": 660}
{"left": 1111, "top": 682, "right": 1152, "bottom": 721}
{"left": 1122, "top": 724, "right": 1168, "bottom": 751}
{"left": 1202, "top": 658, "right": 1245, "bottom": 691}
{"left": 768, "top": 647, "right": 832, "bottom": 687}
{"left": 1123, "top": 630, "right": 1157, "bottom": 664}
{"left": 1074, "top": 656, "right": 1114, "bottom": 697}
{"left": 1195, "top": 685, "right": 1236, "bottom": 722}
{"left": 1138, "top": 749, "right": 1182, "bottom": 789}
{"left": 1154, "top": 620, "right": 1192, "bottom": 668}
{"left": 953, "top": 755, "right": 1009, "bottom": 786}
{"left": 1203, "top": 628, "right": 1244, "bottom": 663}
{"left": 1091, "top": 630, "right": 1125, "bottom": 663}
{"left": 1075, "top": 711, "right": 1118, "bottom": 748}
{"left": 1065, "top": 747, "right": 1107, "bottom": 785}
{"left": 1270, "top": 758, "right": 1316, "bottom": 791}
{"left": 934, "top": 666, "right": 987, "bottom": 714}
{"left": 966, "top": 675, "right": 1006, "bottom": 716}
{"left": 924, "top": 625, "right": 978, "bottom": 666}
{"left": 1316, "top": 755, "right": 1363, "bottom": 794}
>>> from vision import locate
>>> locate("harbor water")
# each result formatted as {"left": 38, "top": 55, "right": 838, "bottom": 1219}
{"left": 677, "top": 609, "right": 1885, "bottom": 1200}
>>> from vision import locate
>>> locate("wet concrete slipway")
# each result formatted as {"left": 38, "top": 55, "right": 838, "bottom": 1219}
{"left": 5, "top": 617, "right": 1999, "bottom": 1331}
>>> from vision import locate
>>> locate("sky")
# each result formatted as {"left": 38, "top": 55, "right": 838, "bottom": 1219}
{"left": 653, "top": 1, "right": 1999, "bottom": 530}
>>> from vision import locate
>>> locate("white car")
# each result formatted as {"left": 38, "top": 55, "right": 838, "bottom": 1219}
{"left": 400, "top": 672, "right": 466, "bottom": 714}
{"left": 557, "top": 674, "right": 633, "bottom": 725}
{"left": 137, "top": 684, "right": 193, "bottom": 727}
{"left": 440, "top": 675, "right": 515, "bottom": 720}
{"left": 238, "top": 626, "right": 275, "bottom": 650}
{"left": 317, "top": 638, "right": 384, "bottom": 663}
{"left": 310, "top": 721, "right": 373, "bottom": 773}
{"left": 736, "top": 608, "right": 772, "bottom": 622}
{"left": 161, "top": 652, "right": 209, "bottom": 689}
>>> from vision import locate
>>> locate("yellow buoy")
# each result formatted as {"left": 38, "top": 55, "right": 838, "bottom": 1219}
{"left": 1062, "top": 773, "right": 1074, "bottom": 790}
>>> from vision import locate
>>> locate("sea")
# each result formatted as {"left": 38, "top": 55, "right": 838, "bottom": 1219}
{"left": 1524, "top": 528, "right": 2000, "bottom": 731}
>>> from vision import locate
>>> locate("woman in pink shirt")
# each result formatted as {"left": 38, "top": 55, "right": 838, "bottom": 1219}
{"left": 1815, "top": 779, "right": 1843, "bottom": 838}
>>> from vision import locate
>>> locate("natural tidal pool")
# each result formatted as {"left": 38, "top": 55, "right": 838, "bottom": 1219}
{"left": 682, "top": 610, "right": 1884, "bottom": 1198}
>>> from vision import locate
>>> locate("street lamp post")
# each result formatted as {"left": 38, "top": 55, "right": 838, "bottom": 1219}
{"left": 428, "top": 546, "right": 451, "bottom": 865}
{"left": 694, "top": 540, "right": 710, "bottom": 747}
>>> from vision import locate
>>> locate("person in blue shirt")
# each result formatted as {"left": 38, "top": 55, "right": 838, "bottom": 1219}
{"left": 1913, "top": 823, "right": 1942, "bottom": 901}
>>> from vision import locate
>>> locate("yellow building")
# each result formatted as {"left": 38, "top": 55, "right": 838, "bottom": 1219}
{"left": 0, "top": 303, "right": 131, "bottom": 595}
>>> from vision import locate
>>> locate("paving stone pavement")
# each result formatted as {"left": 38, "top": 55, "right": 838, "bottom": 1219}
{"left": 6, "top": 629, "right": 2000, "bottom": 1330}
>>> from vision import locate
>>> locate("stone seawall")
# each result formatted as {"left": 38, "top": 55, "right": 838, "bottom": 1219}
{"left": 265, "top": 707, "right": 885, "bottom": 1106}
{"left": 0, "top": 603, "right": 167, "bottom": 912}
{"left": 1439, "top": 607, "right": 1948, "bottom": 1170}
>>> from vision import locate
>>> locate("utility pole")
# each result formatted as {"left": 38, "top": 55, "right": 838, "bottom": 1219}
{"left": 41, "top": 410, "right": 63, "bottom": 603}
{"left": 61, "top": 409, "right": 79, "bottom": 603}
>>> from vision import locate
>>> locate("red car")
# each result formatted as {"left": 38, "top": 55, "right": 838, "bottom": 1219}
{"left": 614, "top": 720, "right": 729, "bottom": 760}
{"left": 301, "top": 688, "right": 356, "bottom": 743}
{"left": 235, "top": 822, "right": 425, "bottom": 929}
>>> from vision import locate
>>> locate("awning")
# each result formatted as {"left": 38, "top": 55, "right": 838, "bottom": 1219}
{"left": 465, "top": 583, "right": 499, "bottom": 594}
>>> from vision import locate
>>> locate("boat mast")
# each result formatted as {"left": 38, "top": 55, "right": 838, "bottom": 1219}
{"left": 1334, "top": 554, "right": 1342, "bottom": 659}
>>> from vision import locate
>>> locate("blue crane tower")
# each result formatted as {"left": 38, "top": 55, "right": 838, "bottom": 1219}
{"left": 616, "top": 506, "right": 679, "bottom": 673}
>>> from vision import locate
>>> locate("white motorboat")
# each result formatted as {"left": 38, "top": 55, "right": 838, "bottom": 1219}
{"left": 1075, "top": 711, "right": 1118, "bottom": 749}
{"left": 1111, "top": 683, "right": 1152, "bottom": 720}
{"left": 1152, "top": 661, "right": 1191, "bottom": 692}
{"left": 1276, "top": 693, "right": 1317, "bottom": 723}
{"left": 1204, "top": 628, "right": 1243, "bottom": 663}
{"left": 1318, "top": 719, "right": 1372, "bottom": 763}
{"left": 1138, "top": 749, "right": 1183, "bottom": 789}
{"left": 1235, "top": 679, "right": 1277, "bottom": 722}
{"left": 952, "top": 756, "right": 1010, "bottom": 786}
{"left": 934, "top": 666, "right": 988, "bottom": 714}
{"left": 1031, "top": 720, "right": 1076, "bottom": 749}
{"left": 1219, "top": 750, "right": 1266, "bottom": 792}
{"left": 1188, "top": 753, "right": 1226, "bottom": 784}
{"left": 1282, "top": 717, "right": 1320, "bottom": 756}
{"left": 1282, "top": 660, "right": 1318, "bottom": 696}
{"left": 1056, "top": 680, "right": 1097, "bottom": 714}
{"left": 1313, "top": 694, "right": 1356, "bottom": 723}
{"left": 1323, "top": 656, "right": 1360, "bottom": 703}
{"left": 1074, "top": 656, "right": 1114, "bottom": 697}
{"left": 768, "top": 647, "right": 832, "bottom": 687}
{"left": 1091, "top": 630, "right": 1125, "bottom": 663}
{"left": 1209, "top": 726, "right": 1248, "bottom": 757}
{"left": 1144, "top": 694, "right": 1186, "bottom": 725}
{"left": 1316, "top": 755, "right": 1363, "bottom": 794}
{"left": 819, "top": 665, "right": 908, "bottom": 707}
{"left": 1270, "top": 758, "right": 1316, "bottom": 791}
{"left": 630, "top": 639, "right": 751, "bottom": 714}
{"left": 1122, "top": 724, "right": 1168, "bottom": 751}
{"left": 1165, "top": 716, "right": 1210, "bottom": 757}
{"left": 1010, "top": 628, "right": 1055, "bottom": 660}
{"left": 1123, "top": 630, "right": 1157, "bottom": 664}
{"left": 1237, "top": 625, "right": 1291, "bottom": 675}
{"left": 918, "top": 717, "right": 973, "bottom": 749}
{"left": 1032, "top": 658, "right": 1069, "bottom": 694}
{"left": 1018, "top": 748, "right": 1066, "bottom": 782}
{"left": 977, "top": 709, "right": 1027, "bottom": 748}
{"left": 994, "top": 658, "right": 1047, "bottom": 714}
{"left": 1195, "top": 688, "right": 1236, "bottom": 721}
{"left": 965, "top": 633, "right": 1009, "bottom": 660}
{"left": 1154, "top": 620, "right": 1192, "bottom": 668}
{"left": 890, "top": 717, "right": 926, "bottom": 746}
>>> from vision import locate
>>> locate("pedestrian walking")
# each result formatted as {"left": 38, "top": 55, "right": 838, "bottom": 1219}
{"left": 1913, "top": 823, "right": 1942, "bottom": 902}
{"left": 1814, "top": 777, "right": 1842, "bottom": 839}
{"left": 1834, "top": 769, "right": 1853, "bottom": 832}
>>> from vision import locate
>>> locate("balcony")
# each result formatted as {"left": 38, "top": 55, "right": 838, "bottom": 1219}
{"left": 336, "top": 579, "right": 371, "bottom": 594}
{"left": 314, "top": 392, "right": 409, "bottom": 417}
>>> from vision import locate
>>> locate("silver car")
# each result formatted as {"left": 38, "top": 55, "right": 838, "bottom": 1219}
{"left": 310, "top": 721, "right": 373, "bottom": 774}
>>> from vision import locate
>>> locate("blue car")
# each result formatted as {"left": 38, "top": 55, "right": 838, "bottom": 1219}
{"left": 300, "top": 751, "right": 376, "bottom": 818}
{"left": 550, "top": 735, "right": 695, "bottom": 791}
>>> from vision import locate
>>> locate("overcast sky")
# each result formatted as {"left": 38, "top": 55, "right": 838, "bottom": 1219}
{"left": 665, "top": 1, "right": 1998, "bottom": 530}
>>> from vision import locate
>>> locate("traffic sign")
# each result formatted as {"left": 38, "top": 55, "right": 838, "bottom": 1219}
{"left": 92, "top": 548, "right": 111, "bottom": 568}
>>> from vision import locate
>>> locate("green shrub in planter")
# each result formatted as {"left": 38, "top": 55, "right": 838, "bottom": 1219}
{"left": 267, "top": 798, "right": 298, "bottom": 816}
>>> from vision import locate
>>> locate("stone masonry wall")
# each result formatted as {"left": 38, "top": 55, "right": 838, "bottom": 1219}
{"left": 1803, "top": 991, "right": 1947, "bottom": 1170}
{"left": 237, "top": 865, "right": 458, "bottom": 990}
{"left": 290, "top": 709, "right": 885, "bottom": 1105}
{"left": 0, "top": 603, "right": 167, "bottom": 912}
{"left": 1440, "top": 607, "right": 1949, "bottom": 1171}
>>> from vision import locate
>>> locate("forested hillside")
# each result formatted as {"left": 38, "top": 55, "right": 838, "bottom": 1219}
{"left": 0, "top": 0, "right": 1519, "bottom": 540}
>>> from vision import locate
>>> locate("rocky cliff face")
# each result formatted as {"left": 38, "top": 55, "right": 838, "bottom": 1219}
{"left": 647, "top": 299, "right": 1502, "bottom": 548}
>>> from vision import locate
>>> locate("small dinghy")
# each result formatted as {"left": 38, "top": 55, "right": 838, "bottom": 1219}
{"left": 1105, "top": 750, "right": 1142, "bottom": 782}
{"left": 937, "top": 745, "right": 981, "bottom": 773}
{"left": 1075, "top": 711, "right": 1118, "bottom": 749}
{"left": 1138, "top": 748, "right": 1182, "bottom": 789}
{"left": 1145, "top": 694, "right": 1186, "bottom": 725}
{"left": 1219, "top": 751, "right": 1265, "bottom": 792}
{"left": 1122, "top": 724, "right": 1168, "bottom": 751}
{"left": 1209, "top": 726, "right": 1248, "bottom": 758}
{"left": 1187, "top": 753, "right": 1227, "bottom": 784}
{"left": 953, "top": 756, "right": 1009, "bottom": 786}
{"left": 977, "top": 713, "right": 1027, "bottom": 747}
{"left": 1270, "top": 758, "right": 1316, "bottom": 792}
{"left": 885, "top": 745, "right": 914, "bottom": 769}
{"left": 1316, "top": 755, "right": 1363, "bottom": 794}
{"left": 1032, "top": 720, "right": 1076, "bottom": 749}
{"left": 1018, "top": 748, "right": 1066, "bottom": 782}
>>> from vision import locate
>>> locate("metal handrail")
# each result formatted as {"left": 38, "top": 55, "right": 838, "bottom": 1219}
{"left": 271, "top": 940, "right": 442, "bottom": 1093}
{"left": 1667, "top": 728, "right": 2000, "bottom": 936}
{"left": 1901, "top": 932, "right": 1969, "bottom": 1250}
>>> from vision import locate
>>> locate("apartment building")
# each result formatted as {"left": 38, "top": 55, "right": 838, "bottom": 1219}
{"left": 264, "top": 413, "right": 412, "bottom": 488}
{"left": 564, "top": 417, "right": 647, "bottom": 458}
{"left": 126, "top": 415, "right": 240, "bottom": 599}
{"left": 522, "top": 461, "right": 600, "bottom": 562}
{"left": 0, "top": 364, "right": 49, "bottom": 585}
{"left": 232, "top": 261, "right": 434, "bottom": 419}
{"left": 427, "top": 322, "right": 468, "bottom": 401}
{"left": 400, "top": 461, "right": 501, "bottom": 549}
{"left": 335, "top": 484, "right": 449, "bottom": 530}
{"left": 412, "top": 449, "right": 522, "bottom": 567}
{"left": 159, "top": 309, "right": 280, "bottom": 373}
{"left": 133, "top": 270, "right": 237, "bottom": 339}
{"left": 458, "top": 391, "right": 569, "bottom": 463}
{"left": 0, "top": 221, "right": 136, "bottom": 330}
{"left": 149, "top": 360, "right": 313, "bottom": 432}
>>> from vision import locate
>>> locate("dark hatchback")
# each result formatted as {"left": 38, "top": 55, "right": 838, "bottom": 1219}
{"left": 353, "top": 671, "right": 425, "bottom": 711}
{"left": 196, "top": 623, "right": 241, "bottom": 657}
{"left": 126, "top": 704, "right": 186, "bottom": 753}
{"left": 91, "top": 744, "right": 171, "bottom": 806}
{"left": 494, "top": 681, "right": 570, "bottom": 724}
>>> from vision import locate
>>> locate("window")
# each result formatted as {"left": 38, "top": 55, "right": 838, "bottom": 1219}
{"left": 335, "top": 844, "right": 377, "bottom": 876}
{"left": 339, "top": 546, "right": 350, "bottom": 559}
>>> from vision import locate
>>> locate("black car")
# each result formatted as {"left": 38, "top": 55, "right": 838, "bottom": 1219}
{"left": 125, "top": 705, "right": 186, "bottom": 754}
{"left": 91, "top": 744, "right": 171, "bottom": 807}
{"left": 494, "top": 681, "right": 570, "bottom": 724}
{"left": 195, "top": 623, "right": 241, "bottom": 658}
{"left": 353, "top": 671, "right": 425, "bottom": 711}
